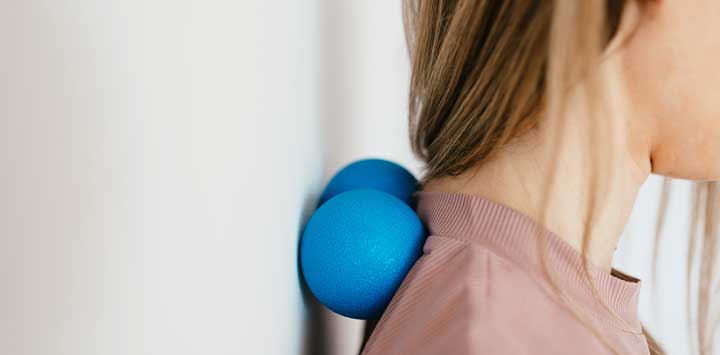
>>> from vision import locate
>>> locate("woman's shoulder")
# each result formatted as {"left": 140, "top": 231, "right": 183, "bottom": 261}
{"left": 362, "top": 236, "right": 613, "bottom": 355}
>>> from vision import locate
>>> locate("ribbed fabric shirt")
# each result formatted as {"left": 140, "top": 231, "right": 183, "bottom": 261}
{"left": 362, "top": 191, "right": 649, "bottom": 355}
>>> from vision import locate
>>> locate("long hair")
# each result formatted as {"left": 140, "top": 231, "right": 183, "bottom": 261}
{"left": 403, "top": 1, "right": 719, "bottom": 354}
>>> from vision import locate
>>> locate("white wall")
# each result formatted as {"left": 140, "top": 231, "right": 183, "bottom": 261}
{"left": 615, "top": 176, "right": 694, "bottom": 355}
{"left": 319, "top": 1, "right": 419, "bottom": 173}
{"left": 1, "top": 1, "right": 326, "bottom": 354}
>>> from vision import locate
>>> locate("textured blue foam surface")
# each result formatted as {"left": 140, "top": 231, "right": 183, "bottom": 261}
{"left": 318, "top": 159, "right": 418, "bottom": 207}
{"left": 301, "top": 189, "right": 426, "bottom": 319}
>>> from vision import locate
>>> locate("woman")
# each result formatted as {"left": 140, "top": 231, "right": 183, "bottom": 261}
{"left": 362, "top": 1, "right": 720, "bottom": 354}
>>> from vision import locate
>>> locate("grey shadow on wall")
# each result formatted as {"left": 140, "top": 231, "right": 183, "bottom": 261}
{"left": 298, "top": 1, "right": 373, "bottom": 355}
{"left": 297, "top": 193, "right": 332, "bottom": 355}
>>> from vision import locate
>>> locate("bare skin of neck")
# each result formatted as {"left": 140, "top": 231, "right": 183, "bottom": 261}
{"left": 422, "top": 54, "right": 653, "bottom": 272}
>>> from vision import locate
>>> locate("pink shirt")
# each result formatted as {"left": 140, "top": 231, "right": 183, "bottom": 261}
{"left": 362, "top": 191, "right": 649, "bottom": 355}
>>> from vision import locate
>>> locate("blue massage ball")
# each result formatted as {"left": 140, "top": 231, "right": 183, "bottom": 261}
{"left": 318, "top": 158, "right": 418, "bottom": 206}
{"left": 300, "top": 189, "right": 426, "bottom": 319}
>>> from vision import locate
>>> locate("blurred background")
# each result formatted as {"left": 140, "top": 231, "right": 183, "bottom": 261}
{"left": 0, "top": 1, "right": 695, "bottom": 354}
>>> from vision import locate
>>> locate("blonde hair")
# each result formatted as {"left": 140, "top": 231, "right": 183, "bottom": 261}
{"left": 404, "top": 1, "right": 719, "bottom": 354}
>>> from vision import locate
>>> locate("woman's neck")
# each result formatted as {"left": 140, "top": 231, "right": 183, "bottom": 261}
{"left": 422, "top": 58, "right": 652, "bottom": 271}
